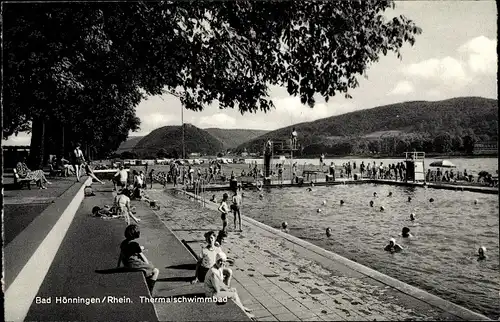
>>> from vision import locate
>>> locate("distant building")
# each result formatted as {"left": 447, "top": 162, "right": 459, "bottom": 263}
{"left": 473, "top": 141, "right": 498, "bottom": 155}
{"left": 3, "top": 145, "right": 30, "bottom": 168}
{"left": 189, "top": 152, "right": 200, "bottom": 157}
{"left": 241, "top": 152, "right": 248, "bottom": 157}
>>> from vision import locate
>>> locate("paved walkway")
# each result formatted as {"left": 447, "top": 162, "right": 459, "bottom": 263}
{"left": 145, "top": 189, "right": 488, "bottom": 321}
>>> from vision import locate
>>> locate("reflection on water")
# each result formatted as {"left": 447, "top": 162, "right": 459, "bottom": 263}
{"left": 231, "top": 183, "right": 499, "bottom": 319}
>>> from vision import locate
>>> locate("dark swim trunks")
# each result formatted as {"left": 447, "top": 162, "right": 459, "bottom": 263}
{"left": 221, "top": 213, "right": 227, "bottom": 221}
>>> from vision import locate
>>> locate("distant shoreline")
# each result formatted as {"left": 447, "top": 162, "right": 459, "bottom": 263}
{"left": 236, "top": 154, "right": 498, "bottom": 160}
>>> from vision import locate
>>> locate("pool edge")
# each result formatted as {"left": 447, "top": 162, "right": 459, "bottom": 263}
{"left": 180, "top": 189, "right": 492, "bottom": 321}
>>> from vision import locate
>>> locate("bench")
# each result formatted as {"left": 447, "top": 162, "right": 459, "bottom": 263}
{"left": 13, "top": 168, "right": 33, "bottom": 190}
{"left": 49, "top": 164, "right": 63, "bottom": 177}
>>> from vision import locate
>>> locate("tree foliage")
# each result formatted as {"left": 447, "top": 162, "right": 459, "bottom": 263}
{"left": 4, "top": 1, "right": 422, "bottom": 164}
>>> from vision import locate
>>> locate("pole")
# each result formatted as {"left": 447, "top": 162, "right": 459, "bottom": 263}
{"left": 290, "top": 141, "right": 293, "bottom": 184}
{"left": 182, "top": 106, "right": 185, "bottom": 159}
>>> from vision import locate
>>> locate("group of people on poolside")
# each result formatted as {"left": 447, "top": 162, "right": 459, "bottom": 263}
{"left": 15, "top": 142, "right": 106, "bottom": 189}
{"left": 210, "top": 186, "right": 244, "bottom": 232}
{"left": 190, "top": 230, "right": 253, "bottom": 318}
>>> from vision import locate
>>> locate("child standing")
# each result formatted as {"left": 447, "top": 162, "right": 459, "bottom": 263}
{"left": 117, "top": 225, "right": 159, "bottom": 294}
{"left": 218, "top": 193, "right": 230, "bottom": 232}
{"left": 231, "top": 190, "right": 242, "bottom": 232}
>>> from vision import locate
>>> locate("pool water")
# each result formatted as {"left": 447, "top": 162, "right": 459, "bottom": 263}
{"left": 229, "top": 183, "right": 499, "bottom": 319}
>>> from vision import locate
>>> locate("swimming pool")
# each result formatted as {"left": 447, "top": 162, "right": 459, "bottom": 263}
{"left": 224, "top": 183, "right": 499, "bottom": 319}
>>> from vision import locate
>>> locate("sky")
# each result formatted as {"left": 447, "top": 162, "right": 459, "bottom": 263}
{"left": 3, "top": 1, "right": 497, "bottom": 146}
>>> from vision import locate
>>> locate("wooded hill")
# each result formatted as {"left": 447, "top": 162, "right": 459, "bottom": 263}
{"left": 235, "top": 97, "right": 498, "bottom": 156}
{"left": 131, "top": 124, "right": 223, "bottom": 158}
{"left": 204, "top": 128, "right": 268, "bottom": 150}
{"left": 116, "top": 127, "right": 268, "bottom": 157}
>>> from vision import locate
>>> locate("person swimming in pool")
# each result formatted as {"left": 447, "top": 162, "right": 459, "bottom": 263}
{"left": 373, "top": 192, "right": 378, "bottom": 198}
{"left": 477, "top": 246, "right": 487, "bottom": 260}
{"left": 326, "top": 227, "right": 332, "bottom": 238}
{"left": 402, "top": 227, "right": 412, "bottom": 238}
{"left": 369, "top": 200, "right": 374, "bottom": 207}
{"left": 340, "top": 200, "right": 345, "bottom": 205}
{"left": 384, "top": 238, "right": 403, "bottom": 253}
{"left": 387, "top": 192, "right": 393, "bottom": 197}
{"left": 408, "top": 196, "right": 412, "bottom": 202}
{"left": 410, "top": 213, "right": 416, "bottom": 221}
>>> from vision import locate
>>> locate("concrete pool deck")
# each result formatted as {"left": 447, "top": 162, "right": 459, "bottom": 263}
{"left": 146, "top": 188, "right": 491, "bottom": 321}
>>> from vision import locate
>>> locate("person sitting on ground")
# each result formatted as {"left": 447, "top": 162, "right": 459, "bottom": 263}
{"left": 215, "top": 230, "right": 228, "bottom": 248}
{"left": 117, "top": 224, "right": 159, "bottom": 295}
{"left": 16, "top": 157, "right": 52, "bottom": 189}
{"left": 52, "top": 155, "right": 69, "bottom": 176}
{"left": 192, "top": 231, "right": 222, "bottom": 284}
{"left": 83, "top": 161, "right": 105, "bottom": 184}
{"left": 402, "top": 227, "right": 412, "bottom": 238}
{"left": 384, "top": 238, "right": 403, "bottom": 253}
{"left": 214, "top": 230, "right": 233, "bottom": 284}
{"left": 218, "top": 193, "right": 230, "bottom": 232}
{"left": 477, "top": 246, "right": 487, "bottom": 261}
{"left": 204, "top": 252, "right": 253, "bottom": 318}
{"left": 113, "top": 166, "right": 128, "bottom": 191}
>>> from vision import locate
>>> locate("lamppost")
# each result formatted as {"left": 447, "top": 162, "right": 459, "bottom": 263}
{"left": 181, "top": 105, "right": 185, "bottom": 159}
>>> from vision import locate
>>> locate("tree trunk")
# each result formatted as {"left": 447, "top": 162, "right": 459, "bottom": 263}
{"left": 29, "top": 117, "right": 45, "bottom": 170}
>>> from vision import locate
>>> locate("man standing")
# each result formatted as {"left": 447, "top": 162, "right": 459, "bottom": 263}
{"left": 231, "top": 189, "right": 243, "bottom": 232}
{"left": 291, "top": 127, "right": 298, "bottom": 148}
{"left": 329, "top": 162, "right": 336, "bottom": 181}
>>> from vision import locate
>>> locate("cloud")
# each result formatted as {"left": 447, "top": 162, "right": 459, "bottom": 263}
{"left": 2, "top": 133, "right": 31, "bottom": 146}
{"left": 400, "top": 36, "right": 496, "bottom": 98}
{"left": 198, "top": 113, "right": 237, "bottom": 128}
{"left": 458, "top": 36, "right": 497, "bottom": 74}
{"left": 388, "top": 80, "right": 414, "bottom": 96}
{"left": 136, "top": 112, "right": 176, "bottom": 135}
{"left": 404, "top": 56, "right": 468, "bottom": 87}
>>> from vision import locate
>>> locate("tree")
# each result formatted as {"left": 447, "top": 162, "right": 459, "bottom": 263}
{"left": 433, "top": 132, "right": 452, "bottom": 153}
{"left": 451, "top": 135, "right": 463, "bottom": 152}
{"left": 463, "top": 135, "right": 477, "bottom": 155}
{"left": 368, "top": 140, "right": 382, "bottom": 154}
{"left": 4, "top": 1, "right": 422, "bottom": 166}
{"left": 120, "top": 151, "right": 137, "bottom": 159}
{"left": 157, "top": 148, "right": 167, "bottom": 159}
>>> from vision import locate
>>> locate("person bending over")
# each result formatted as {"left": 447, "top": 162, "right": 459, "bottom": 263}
{"left": 113, "top": 166, "right": 128, "bottom": 191}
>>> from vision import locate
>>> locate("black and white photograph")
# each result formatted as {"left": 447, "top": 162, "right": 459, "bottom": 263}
{"left": 2, "top": 0, "right": 498, "bottom": 321}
